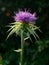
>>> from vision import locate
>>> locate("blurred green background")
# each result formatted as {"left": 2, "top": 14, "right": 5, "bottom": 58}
{"left": 0, "top": 0, "right": 49, "bottom": 65}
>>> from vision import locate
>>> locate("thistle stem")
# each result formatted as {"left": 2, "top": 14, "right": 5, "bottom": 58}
{"left": 20, "top": 30, "right": 24, "bottom": 65}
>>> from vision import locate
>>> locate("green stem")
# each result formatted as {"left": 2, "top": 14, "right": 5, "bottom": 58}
{"left": 20, "top": 29, "right": 24, "bottom": 65}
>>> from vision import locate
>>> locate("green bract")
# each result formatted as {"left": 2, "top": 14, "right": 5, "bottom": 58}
{"left": 7, "top": 22, "right": 40, "bottom": 41}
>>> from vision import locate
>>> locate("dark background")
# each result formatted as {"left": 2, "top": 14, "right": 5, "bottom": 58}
{"left": 0, "top": 0, "right": 49, "bottom": 65}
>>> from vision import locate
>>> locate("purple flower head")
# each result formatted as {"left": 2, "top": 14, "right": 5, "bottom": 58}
{"left": 14, "top": 11, "right": 37, "bottom": 23}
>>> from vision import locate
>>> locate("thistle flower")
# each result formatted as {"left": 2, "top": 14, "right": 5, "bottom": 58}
{"left": 14, "top": 11, "right": 37, "bottom": 23}
{"left": 7, "top": 10, "right": 40, "bottom": 40}
{"left": 7, "top": 10, "right": 40, "bottom": 65}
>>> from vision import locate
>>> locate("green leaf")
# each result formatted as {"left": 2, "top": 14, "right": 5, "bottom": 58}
{"left": 14, "top": 49, "right": 22, "bottom": 52}
{"left": 33, "top": 30, "right": 40, "bottom": 39}
{"left": 27, "top": 32, "right": 32, "bottom": 41}
{"left": 27, "top": 27, "right": 37, "bottom": 40}
{"left": 24, "top": 37, "right": 29, "bottom": 41}
{"left": 15, "top": 28, "right": 21, "bottom": 35}
{"left": 7, "top": 27, "right": 17, "bottom": 39}
{"left": 6, "top": 22, "right": 22, "bottom": 40}
{"left": 7, "top": 26, "right": 21, "bottom": 39}
{"left": 7, "top": 25, "right": 16, "bottom": 32}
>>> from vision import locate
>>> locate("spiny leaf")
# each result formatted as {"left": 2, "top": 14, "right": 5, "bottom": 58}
{"left": 27, "top": 32, "right": 32, "bottom": 41}
{"left": 9, "top": 22, "right": 17, "bottom": 24}
{"left": 32, "top": 26, "right": 39, "bottom": 30}
{"left": 6, "top": 22, "right": 22, "bottom": 40}
{"left": 7, "top": 25, "right": 17, "bottom": 32}
{"left": 7, "top": 22, "right": 22, "bottom": 32}
{"left": 32, "top": 30, "right": 40, "bottom": 39}
{"left": 32, "top": 25, "right": 41, "bottom": 32}
{"left": 9, "top": 22, "right": 22, "bottom": 25}
{"left": 27, "top": 27, "right": 37, "bottom": 40}
{"left": 14, "top": 49, "right": 22, "bottom": 52}
{"left": 24, "top": 37, "right": 29, "bottom": 41}
{"left": 29, "top": 23, "right": 40, "bottom": 31}
{"left": 7, "top": 25, "right": 21, "bottom": 39}
{"left": 7, "top": 27, "right": 17, "bottom": 39}
{"left": 15, "top": 28, "right": 21, "bottom": 35}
